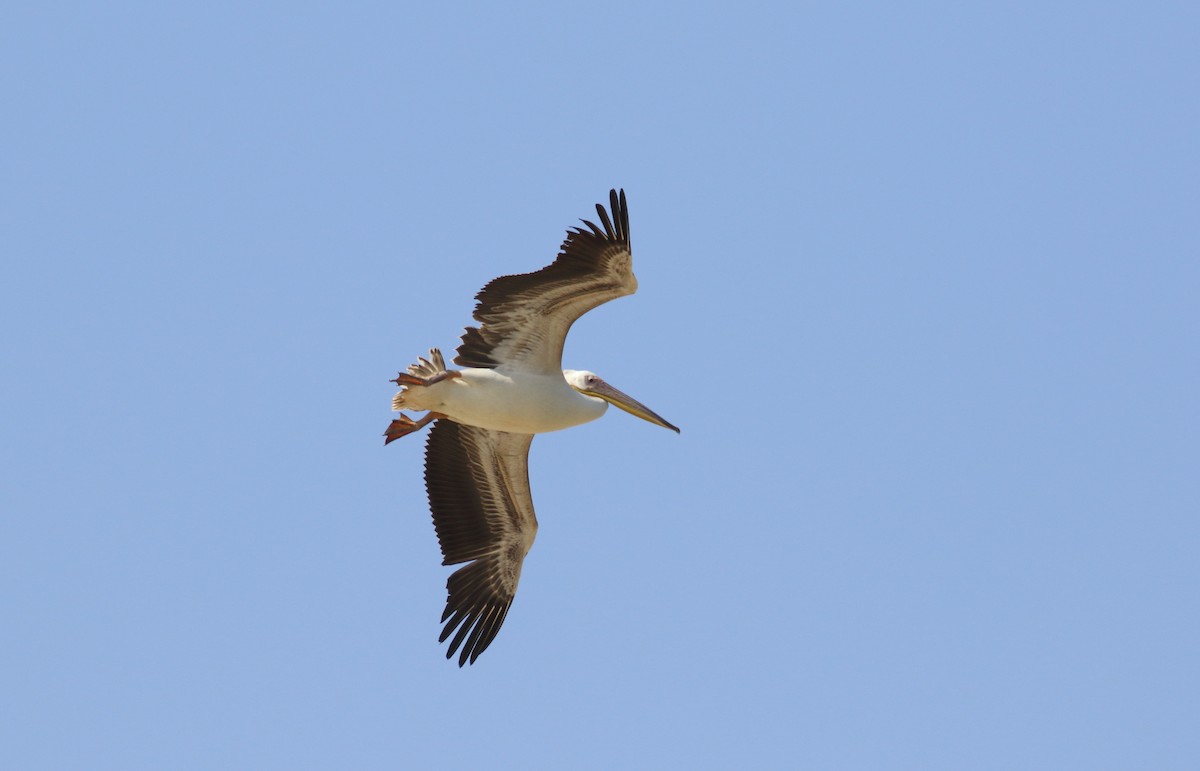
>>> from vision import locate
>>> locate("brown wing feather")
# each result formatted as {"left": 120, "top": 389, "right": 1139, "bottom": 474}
{"left": 424, "top": 420, "right": 537, "bottom": 666}
{"left": 454, "top": 189, "right": 636, "bottom": 373}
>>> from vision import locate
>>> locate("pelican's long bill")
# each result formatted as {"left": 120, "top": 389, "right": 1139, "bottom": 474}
{"left": 577, "top": 376, "right": 680, "bottom": 433}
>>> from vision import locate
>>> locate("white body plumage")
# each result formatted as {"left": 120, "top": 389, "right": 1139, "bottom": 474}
{"left": 397, "top": 368, "right": 608, "bottom": 435}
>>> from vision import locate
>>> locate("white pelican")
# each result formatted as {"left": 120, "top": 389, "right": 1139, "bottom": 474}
{"left": 385, "top": 189, "right": 678, "bottom": 666}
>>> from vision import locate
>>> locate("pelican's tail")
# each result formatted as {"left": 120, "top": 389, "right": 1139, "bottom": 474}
{"left": 407, "top": 348, "right": 447, "bottom": 380}
{"left": 391, "top": 348, "right": 449, "bottom": 411}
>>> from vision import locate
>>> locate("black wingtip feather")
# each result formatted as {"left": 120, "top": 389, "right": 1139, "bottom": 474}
{"left": 439, "top": 560, "right": 513, "bottom": 666}
{"left": 594, "top": 201, "right": 615, "bottom": 238}
{"left": 616, "top": 189, "right": 628, "bottom": 242}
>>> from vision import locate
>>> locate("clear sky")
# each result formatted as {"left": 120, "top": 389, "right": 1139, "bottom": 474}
{"left": 2, "top": 2, "right": 1197, "bottom": 769}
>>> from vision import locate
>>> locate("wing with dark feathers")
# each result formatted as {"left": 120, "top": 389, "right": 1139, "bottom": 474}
{"left": 454, "top": 189, "right": 637, "bottom": 374}
{"left": 424, "top": 419, "right": 538, "bottom": 666}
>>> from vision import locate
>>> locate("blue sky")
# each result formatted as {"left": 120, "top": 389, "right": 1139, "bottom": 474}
{"left": 2, "top": 2, "right": 1197, "bottom": 769}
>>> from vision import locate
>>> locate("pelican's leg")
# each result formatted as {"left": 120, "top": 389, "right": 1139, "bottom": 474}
{"left": 383, "top": 412, "right": 442, "bottom": 444}
{"left": 390, "top": 370, "right": 462, "bottom": 387}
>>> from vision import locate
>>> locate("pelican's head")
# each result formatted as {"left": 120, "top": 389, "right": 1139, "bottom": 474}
{"left": 564, "top": 370, "right": 680, "bottom": 433}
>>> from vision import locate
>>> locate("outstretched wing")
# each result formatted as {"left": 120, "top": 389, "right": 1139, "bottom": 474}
{"left": 454, "top": 189, "right": 636, "bottom": 375}
{"left": 423, "top": 419, "right": 538, "bottom": 666}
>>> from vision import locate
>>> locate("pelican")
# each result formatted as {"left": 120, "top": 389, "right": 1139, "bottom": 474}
{"left": 384, "top": 189, "right": 679, "bottom": 666}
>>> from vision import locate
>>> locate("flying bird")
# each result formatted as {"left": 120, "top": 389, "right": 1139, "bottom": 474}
{"left": 385, "top": 189, "right": 679, "bottom": 666}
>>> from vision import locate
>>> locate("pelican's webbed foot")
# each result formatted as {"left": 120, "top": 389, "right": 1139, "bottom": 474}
{"left": 383, "top": 412, "right": 439, "bottom": 444}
